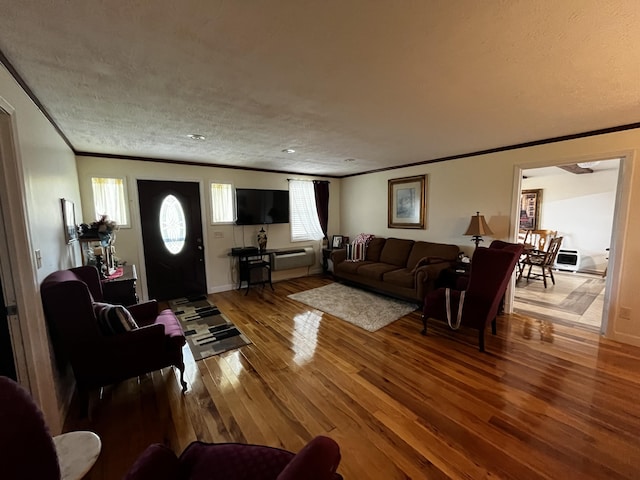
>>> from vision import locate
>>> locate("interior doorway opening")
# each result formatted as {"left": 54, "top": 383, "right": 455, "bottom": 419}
{"left": 513, "top": 157, "right": 621, "bottom": 333}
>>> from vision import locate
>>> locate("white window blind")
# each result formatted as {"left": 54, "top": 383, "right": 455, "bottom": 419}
{"left": 289, "top": 180, "right": 324, "bottom": 242}
{"left": 91, "top": 177, "right": 129, "bottom": 227}
{"left": 211, "top": 182, "right": 235, "bottom": 223}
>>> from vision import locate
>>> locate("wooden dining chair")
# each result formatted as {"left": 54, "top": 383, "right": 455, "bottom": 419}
{"left": 518, "top": 236, "right": 563, "bottom": 288}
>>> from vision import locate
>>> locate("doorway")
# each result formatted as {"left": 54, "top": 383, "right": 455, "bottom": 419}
{"left": 513, "top": 157, "right": 621, "bottom": 332}
{"left": 138, "top": 180, "right": 207, "bottom": 300}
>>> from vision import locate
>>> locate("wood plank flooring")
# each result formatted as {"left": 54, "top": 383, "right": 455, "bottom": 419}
{"left": 64, "top": 275, "right": 640, "bottom": 479}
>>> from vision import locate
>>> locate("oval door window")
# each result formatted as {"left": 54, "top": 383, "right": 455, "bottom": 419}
{"left": 159, "top": 194, "right": 186, "bottom": 254}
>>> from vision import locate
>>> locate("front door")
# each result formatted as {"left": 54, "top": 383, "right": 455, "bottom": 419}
{"left": 138, "top": 180, "right": 207, "bottom": 300}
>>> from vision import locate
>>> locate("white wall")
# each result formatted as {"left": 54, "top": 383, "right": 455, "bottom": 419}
{"left": 341, "top": 129, "right": 640, "bottom": 347}
{"left": 0, "top": 63, "right": 82, "bottom": 432}
{"left": 75, "top": 156, "right": 340, "bottom": 297}
{"left": 522, "top": 160, "right": 619, "bottom": 273}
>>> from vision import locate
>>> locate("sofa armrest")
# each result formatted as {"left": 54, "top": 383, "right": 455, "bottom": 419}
{"left": 330, "top": 249, "right": 346, "bottom": 264}
{"left": 414, "top": 261, "right": 452, "bottom": 281}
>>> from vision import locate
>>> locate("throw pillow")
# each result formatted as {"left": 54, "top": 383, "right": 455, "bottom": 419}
{"left": 93, "top": 302, "right": 138, "bottom": 335}
{"left": 345, "top": 242, "right": 366, "bottom": 262}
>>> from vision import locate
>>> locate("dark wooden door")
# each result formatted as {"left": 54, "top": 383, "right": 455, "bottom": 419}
{"left": 138, "top": 180, "right": 207, "bottom": 300}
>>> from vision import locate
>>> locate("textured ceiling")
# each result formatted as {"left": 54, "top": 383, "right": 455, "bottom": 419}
{"left": 0, "top": 1, "right": 639, "bottom": 177}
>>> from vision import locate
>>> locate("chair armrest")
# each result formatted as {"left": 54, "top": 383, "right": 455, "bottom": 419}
{"left": 128, "top": 301, "right": 159, "bottom": 323}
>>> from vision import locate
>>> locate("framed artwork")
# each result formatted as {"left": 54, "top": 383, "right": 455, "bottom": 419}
{"left": 519, "top": 189, "right": 542, "bottom": 230}
{"left": 331, "top": 235, "right": 344, "bottom": 249}
{"left": 61, "top": 198, "right": 78, "bottom": 244}
{"left": 388, "top": 175, "right": 426, "bottom": 229}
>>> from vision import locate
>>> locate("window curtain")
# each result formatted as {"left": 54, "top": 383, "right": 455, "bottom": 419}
{"left": 211, "top": 183, "right": 235, "bottom": 223}
{"left": 313, "top": 180, "right": 329, "bottom": 239}
{"left": 91, "top": 177, "right": 128, "bottom": 226}
{"left": 289, "top": 180, "right": 324, "bottom": 241}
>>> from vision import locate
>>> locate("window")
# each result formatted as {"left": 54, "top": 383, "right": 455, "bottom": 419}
{"left": 91, "top": 177, "right": 129, "bottom": 227}
{"left": 159, "top": 194, "right": 186, "bottom": 254}
{"left": 210, "top": 182, "right": 235, "bottom": 223}
{"left": 289, "top": 180, "right": 324, "bottom": 242}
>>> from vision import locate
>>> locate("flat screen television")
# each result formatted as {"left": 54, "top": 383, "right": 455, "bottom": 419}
{"left": 235, "top": 188, "right": 290, "bottom": 225}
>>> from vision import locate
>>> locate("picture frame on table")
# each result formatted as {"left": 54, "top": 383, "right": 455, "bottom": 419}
{"left": 61, "top": 198, "right": 78, "bottom": 244}
{"left": 331, "top": 235, "right": 344, "bottom": 249}
{"left": 519, "top": 189, "right": 542, "bottom": 230}
{"left": 388, "top": 175, "right": 426, "bottom": 229}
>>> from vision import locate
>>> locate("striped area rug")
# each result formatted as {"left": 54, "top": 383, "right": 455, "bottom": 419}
{"left": 168, "top": 295, "right": 251, "bottom": 360}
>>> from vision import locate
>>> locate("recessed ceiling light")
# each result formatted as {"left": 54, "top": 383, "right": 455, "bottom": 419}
{"left": 282, "top": 148, "right": 296, "bottom": 153}
{"left": 344, "top": 158, "right": 356, "bottom": 162}
{"left": 187, "top": 134, "right": 206, "bottom": 140}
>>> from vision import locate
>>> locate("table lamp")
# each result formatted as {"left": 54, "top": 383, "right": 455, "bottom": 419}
{"left": 464, "top": 211, "right": 493, "bottom": 248}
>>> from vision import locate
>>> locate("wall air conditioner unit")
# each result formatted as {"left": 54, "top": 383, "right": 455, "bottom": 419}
{"left": 555, "top": 249, "right": 580, "bottom": 272}
{"left": 271, "top": 247, "right": 315, "bottom": 271}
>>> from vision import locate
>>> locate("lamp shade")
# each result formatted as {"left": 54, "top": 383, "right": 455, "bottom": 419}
{"left": 464, "top": 212, "right": 493, "bottom": 236}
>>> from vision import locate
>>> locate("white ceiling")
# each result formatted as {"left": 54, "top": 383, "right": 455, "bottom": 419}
{"left": 1, "top": 1, "right": 639, "bottom": 177}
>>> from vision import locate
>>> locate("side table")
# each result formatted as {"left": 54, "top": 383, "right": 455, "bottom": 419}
{"left": 102, "top": 264, "right": 138, "bottom": 305}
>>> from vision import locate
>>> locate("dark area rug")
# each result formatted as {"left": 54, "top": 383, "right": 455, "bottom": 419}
{"left": 169, "top": 295, "right": 251, "bottom": 360}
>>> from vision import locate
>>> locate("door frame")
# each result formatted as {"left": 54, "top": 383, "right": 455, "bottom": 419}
{"left": 510, "top": 150, "right": 633, "bottom": 339}
{"left": 130, "top": 176, "right": 210, "bottom": 301}
{"left": 0, "top": 98, "right": 60, "bottom": 431}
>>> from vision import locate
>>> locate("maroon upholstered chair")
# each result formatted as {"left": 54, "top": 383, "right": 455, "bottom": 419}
{"left": 40, "top": 266, "right": 187, "bottom": 409}
{"left": 124, "top": 437, "right": 343, "bottom": 480}
{"left": 422, "top": 243, "right": 523, "bottom": 351}
{"left": 0, "top": 376, "right": 61, "bottom": 479}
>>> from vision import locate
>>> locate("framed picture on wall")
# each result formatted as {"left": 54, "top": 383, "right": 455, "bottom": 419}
{"left": 61, "top": 198, "right": 78, "bottom": 244}
{"left": 388, "top": 175, "right": 426, "bottom": 229}
{"left": 519, "top": 189, "right": 542, "bottom": 230}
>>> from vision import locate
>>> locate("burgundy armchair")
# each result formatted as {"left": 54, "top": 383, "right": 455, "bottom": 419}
{"left": 40, "top": 266, "right": 187, "bottom": 407}
{"left": 125, "top": 437, "right": 343, "bottom": 480}
{"left": 422, "top": 242, "right": 523, "bottom": 351}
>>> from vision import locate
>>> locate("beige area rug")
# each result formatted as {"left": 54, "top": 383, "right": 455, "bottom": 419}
{"left": 287, "top": 282, "right": 417, "bottom": 332}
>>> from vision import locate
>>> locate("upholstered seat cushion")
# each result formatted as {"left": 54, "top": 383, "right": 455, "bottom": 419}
{"left": 382, "top": 268, "right": 414, "bottom": 288}
{"left": 356, "top": 263, "right": 400, "bottom": 281}
{"left": 334, "top": 260, "right": 373, "bottom": 275}
{"left": 154, "top": 309, "right": 186, "bottom": 343}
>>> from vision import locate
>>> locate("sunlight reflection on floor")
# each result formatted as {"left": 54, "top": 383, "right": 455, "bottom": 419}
{"left": 292, "top": 311, "right": 321, "bottom": 366}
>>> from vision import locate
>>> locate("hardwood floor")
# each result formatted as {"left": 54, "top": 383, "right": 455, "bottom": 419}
{"left": 65, "top": 275, "right": 640, "bottom": 479}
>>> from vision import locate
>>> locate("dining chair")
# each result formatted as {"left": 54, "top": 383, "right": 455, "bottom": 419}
{"left": 518, "top": 236, "right": 564, "bottom": 288}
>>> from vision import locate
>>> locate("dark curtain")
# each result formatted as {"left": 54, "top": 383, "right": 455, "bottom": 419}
{"left": 313, "top": 180, "right": 330, "bottom": 239}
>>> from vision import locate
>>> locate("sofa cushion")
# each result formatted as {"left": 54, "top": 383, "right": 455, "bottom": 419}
{"left": 356, "top": 263, "right": 400, "bottom": 281}
{"left": 334, "top": 260, "right": 373, "bottom": 275}
{"left": 94, "top": 302, "right": 138, "bottom": 335}
{"left": 406, "top": 241, "right": 459, "bottom": 271}
{"left": 379, "top": 238, "right": 415, "bottom": 267}
{"left": 382, "top": 268, "right": 415, "bottom": 289}
{"left": 365, "top": 238, "right": 386, "bottom": 262}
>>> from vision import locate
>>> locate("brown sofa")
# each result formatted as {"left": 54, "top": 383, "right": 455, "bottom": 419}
{"left": 330, "top": 237, "right": 459, "bottom": 304}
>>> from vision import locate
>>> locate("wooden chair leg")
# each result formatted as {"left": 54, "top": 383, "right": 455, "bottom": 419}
{"left": 548, "top": 267, "right": 556, "bottom": 285}
{"left": 491, "top": 318, "right": 497, "bottom": 335}
{"left": 478, "top": 327, "right": 485, "bottom": 352}
{"left": 542, "top": 267, "right": 548, "bottom": 288}
{"left": 421, "top": 314, "right": 428, "bottom": 335}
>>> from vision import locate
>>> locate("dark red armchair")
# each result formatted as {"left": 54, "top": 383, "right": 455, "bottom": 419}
{"left": 40, "top": 266, "right": 187, "bottom": 407}
{"left": 124, "top": 437, "right": 343, "bottom": 480}
{"left": 422, "top": 242, "right": 523, "bottom": 351}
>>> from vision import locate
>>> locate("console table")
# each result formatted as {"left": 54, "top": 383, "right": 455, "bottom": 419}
{"left": 101, "top": 264, "right": 138, "bottom": 305}
{"left": 229, "top": 250, "right": 273, "bottom": 295}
